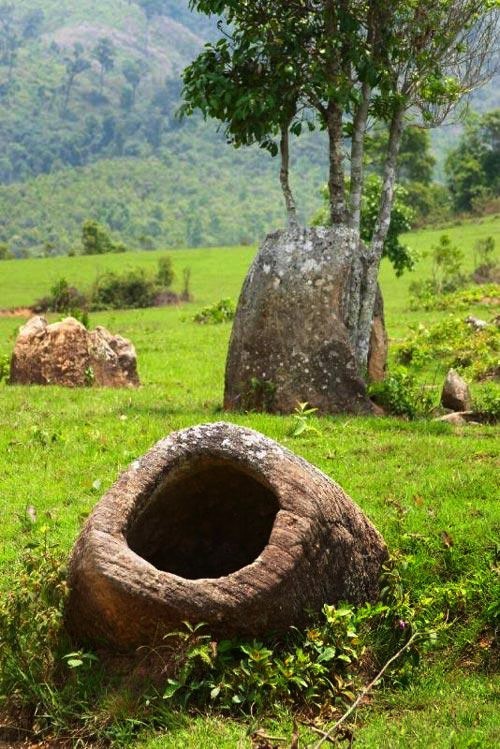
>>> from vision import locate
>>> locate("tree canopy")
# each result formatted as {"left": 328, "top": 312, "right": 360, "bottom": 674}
{"left": 183, "top": 0, "right": 498, "bottom": 368}
{"left": 446, "top": 109, "right": 500, "bottom": 212}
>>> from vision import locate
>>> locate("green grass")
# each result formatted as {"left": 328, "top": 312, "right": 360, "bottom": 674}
{"left": 0, "top": 215, "right": 499, "bottom": 747}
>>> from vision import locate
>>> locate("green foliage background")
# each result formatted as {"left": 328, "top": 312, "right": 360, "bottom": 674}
{"left": 0, "top": 0, "right": 496, "bottom": 257}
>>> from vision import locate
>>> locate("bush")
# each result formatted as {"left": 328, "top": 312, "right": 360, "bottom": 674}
{"left": 473, "top": 383, "right": 500, "bottom": 423}
{"left": 0, "top": 242, "right": 13, "bottom": 260}
{"left": 396, "top": 316, "right": 500, "bottom": 382}
{"left": 369, "top": 367, "right": 434, "bottom": 419}
{"left": 409, "top": 283, "right": 500, "bottom": 312}
{"left": 193, "top": 298, "right": 235, "bottom": 324}
{"left": 33, "top": 277, "right": 88, "bottom": 314}
{"left": 409, "top": 235, "right": 467, "bottom": 307}
{"left": 157, "top": 256, "right": 175, "bottom": 288}
{"left": 81, "top": 220, "right": 128, "bottom": 255}
{"left": 0, "top": 353, "right": 9, "bottom": 383}
{"left": 91, "top": 269, "right": 159, "bottom": 310}
{"left": 0, "top": 542, "right": 71, "bottom": 727}
{"left": 472, "top": 236, "right": 498, "bottom": 283}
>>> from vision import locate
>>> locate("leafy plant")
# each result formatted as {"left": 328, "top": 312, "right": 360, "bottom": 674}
{"left": 81, "top": 219, "right": 128, "bottom": 255}
{"left": 193, "top": 298, "right": 235, "bottom": 324}
{"left": 409, "top": 283, "right": 500, "bottom": 312}
{"left": 34, "top": 277, "right": 88, "bottom": 314}
{"left": 0, "top": 243, "right": 13, "bottom": 260}
{"left": 0, "top": 353, "right": 9, "bottom": 383}
{"left": 91, "top": 268, "right": 159, "bottom": 310}
{"left": 157, "top": 256, "right": 175, "bottom": 288}
{"left": 410, "top": 235, "right": 466, "bottom": 305}
{"left": 396, "top": 316, "right": 499, "bottom": 381}
{"left": 369, "top": 367, "right": 435, "bottom": 419}
{"left": 290, "top": 402, "right": 320, "bottom": 437}
{"left": 473, "top": 383, "right": 500, "bottom": 423}
{"left": 472, "top": 236, "right": 498, "bottom": 283}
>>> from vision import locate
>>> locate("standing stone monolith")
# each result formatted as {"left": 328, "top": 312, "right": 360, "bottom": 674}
{"left": 225, "top": 226, "right": 385, "bottom": 414}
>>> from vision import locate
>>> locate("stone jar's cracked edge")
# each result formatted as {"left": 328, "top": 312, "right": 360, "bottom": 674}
{"left": 66, "top": 422, "right": 387, "bottom": 651}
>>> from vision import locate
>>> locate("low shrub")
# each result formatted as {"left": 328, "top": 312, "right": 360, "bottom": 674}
{"left": 91, "top": 269, "right": 159, "bottom": 310}
{"left": 396, "top": 316, "right": 499, "bottom": 381}
{"left": 473, "top": 383, "right": 500, "bottom": 423}
{"left": 369, "top": 367, "right": 435, "bottom": 419}
{"left": 0, "top": 353, "right": 9, "bottom": 382}
{"left": 409, "top": 283, "right": 500, "bottom": 312}
{"left": 81, "top": 220, "right": 128, "bottom": 255}
{"left": 409, "top": 235, "right": 467, "bottom": 308}
{"left": 157, "top": 256, "right": 175, "bottom": 288}
{"left": 471, "top": 237, "right": 499, "bottom": 284}
{"left": 1, "top": 539, "right": 497, "bottom": 744}
{"left": 193, "top": 298, "right": 235, "bottom": 324}
{"left": 0, "top": 243, "right": 13, "bottom": 260}
{"left": 33, "top": 277, "right": 88, "bottom": 315}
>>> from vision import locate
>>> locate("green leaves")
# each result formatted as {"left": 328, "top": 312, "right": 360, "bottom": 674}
{"left": 290, "top": 402, "right": 320, "bottom": 438}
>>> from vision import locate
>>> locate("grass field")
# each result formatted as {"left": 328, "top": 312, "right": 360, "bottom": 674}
{"left": 0, "top": 216, "right": 499, "bottom": 747}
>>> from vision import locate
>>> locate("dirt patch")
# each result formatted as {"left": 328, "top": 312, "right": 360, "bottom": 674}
{"left": 0, "top": 308, "right": 32, "bottom": 318}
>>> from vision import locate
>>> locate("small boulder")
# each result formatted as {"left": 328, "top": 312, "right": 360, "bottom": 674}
{"left": 10, "top": 316, "right": 139, "bottom": 388}
{"left": 441, "top": 369, "right": 471, "bottom": 412}
{"left": 436, "top": 411, "right": 481, "bottom": 426}
{"left": 436, "top": 412, "right": 467, "bottom": 425}
{"left": 465, "top": 315, "right": 489, "bottom": 331}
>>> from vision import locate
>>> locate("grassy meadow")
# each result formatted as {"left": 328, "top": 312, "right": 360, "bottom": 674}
{"left": 0, "top": 215, "right": 499, "bottom": 747}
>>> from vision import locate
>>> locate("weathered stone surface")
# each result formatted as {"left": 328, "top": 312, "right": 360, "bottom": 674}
{"left": 436, "top": 411, "right": 482, "bottom": 425}
{"left": 89, "top": 326, "right": 140, "bottom": 388}
{"left": 368, "top": 286, "right": 388, "bottom": 383}
{"left": 441, "top": 369, "right": 472, "bottom": 412}
{"left": 10, "top": 316, "right": 139, "bottom": 388}
{"left": 465, "top": 315, "right": 490, "bottom": 331}
{"left": 225, "top": 227, "right": 377, "bottom": 414}
{"left": 66, "top": 422, "right": 387, "bottom": 651}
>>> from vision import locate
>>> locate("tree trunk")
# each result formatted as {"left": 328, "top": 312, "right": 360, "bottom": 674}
{"left": 355, "top": 107, "right": 404, "bottom": 369}
{"left": 280, "top": 125, "right": 298, "bottom": 229}
{"left": 327, "top": 104, "right": 346, "bottom": 225}
{"left": 348, "top": 81, "right": 371, "bottom": 232}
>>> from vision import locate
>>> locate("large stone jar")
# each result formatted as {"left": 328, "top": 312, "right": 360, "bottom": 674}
{"left": 66, "top": 422, "right": 387, "bottom": 651}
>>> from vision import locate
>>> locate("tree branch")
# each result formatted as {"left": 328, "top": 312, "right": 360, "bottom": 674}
{"left": 310, "top": 632, "right": 420, "bottom": 749}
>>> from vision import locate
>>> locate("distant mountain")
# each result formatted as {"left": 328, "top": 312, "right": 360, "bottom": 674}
{"left": 0, "top": 1, "right": 497, "bottom": 255}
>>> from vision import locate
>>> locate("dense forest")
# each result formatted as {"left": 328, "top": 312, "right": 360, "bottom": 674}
{"left": 0, "top": 0, "right": 497, "bottom": 255}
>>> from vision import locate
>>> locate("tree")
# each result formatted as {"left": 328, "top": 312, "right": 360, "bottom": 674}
{"left": 446, "top": 109, "right": 500, "bottom": 212}
{"left": 21, "top": 9, "right": 44, "bottom": 40}
{"left": 183, "top": 0, "right": 498, "bottom": 373}
{"left": 0, "top": 3, "right": 21, "bottom": 88}
{"left": 367, "top": 125, "right": 436, "bottom": 185}
{"left": 81, "top": 220, "right": 116, "bottom": 255}
{"left": 122, "top": 59, "right": 147, "bottom": 107}
{"left": 62, "top": 44, "right": 91, "bottom": 113}
{"left": 93, "top": 37, "right": 115, "bottom": 94}
{"left": 138, "top": 0, "right": 168, "bottom": 20}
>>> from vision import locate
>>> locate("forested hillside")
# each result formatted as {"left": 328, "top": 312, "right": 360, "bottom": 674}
{"left": 0, "top": 0, "right": 496, "bottom": 255}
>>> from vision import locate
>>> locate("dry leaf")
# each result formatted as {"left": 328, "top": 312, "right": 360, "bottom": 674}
{"left": 441, "top": 531, "right": 454, "bottom": 548}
